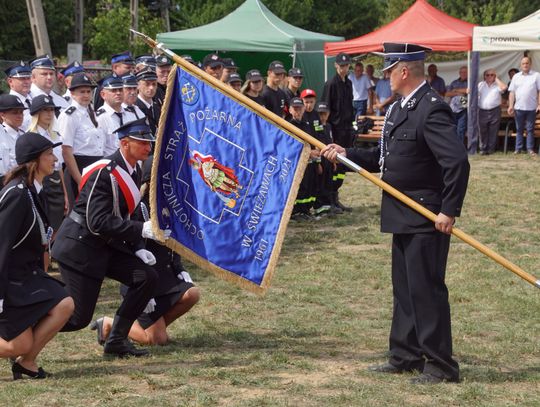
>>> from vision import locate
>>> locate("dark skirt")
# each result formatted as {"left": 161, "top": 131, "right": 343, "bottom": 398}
{"left": 137, "top": 280, "right": 194, "bottom": 329}
{"left": 43, "top": 170, "right": 65, "bottom": 230}
{"left": 0, "top": 275, "right": 68, "bottom": 341}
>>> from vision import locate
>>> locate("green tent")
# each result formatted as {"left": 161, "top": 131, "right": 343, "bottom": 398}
{"left": 156, "top": 0, "right": 344, "bottom": 95}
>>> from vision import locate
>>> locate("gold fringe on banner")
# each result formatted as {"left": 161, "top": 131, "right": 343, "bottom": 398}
{"left": 150, "top": 64, "right": 310, "bottom": 296}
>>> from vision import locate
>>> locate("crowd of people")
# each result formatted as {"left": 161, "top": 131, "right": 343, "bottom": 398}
{"left": 0, "top": 46, "right": 536, "bottom": 382}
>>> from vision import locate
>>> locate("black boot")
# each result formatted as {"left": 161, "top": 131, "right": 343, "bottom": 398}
{"left": 103, "top": 315, "right": 149, "bottom": 358}
{"left": 330, "top": 192, "right": 343, "bottom": 215}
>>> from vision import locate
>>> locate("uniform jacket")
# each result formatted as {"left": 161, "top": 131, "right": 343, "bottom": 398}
{"left": 346, "top": 83, "right": 470, "bottom": 234}
{"left": 51, "top": 150, "right": 145, "bottom": 278}
{"left": 0, "top": 178, "right": 59, "bottom": 305}
{"left": 135, "top": 98, "right": 161, "bottom": 135}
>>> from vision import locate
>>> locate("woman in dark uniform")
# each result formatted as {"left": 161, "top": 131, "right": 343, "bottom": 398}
{"left": 0, "top": 132, "right": 74, "bottom": 379}
{"left": 91, "top": 157, "right": 200, "bottom": 346}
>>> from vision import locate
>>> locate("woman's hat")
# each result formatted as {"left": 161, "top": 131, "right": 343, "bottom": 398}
{"left": 29, "top": 95, "right": 59, "bottom": 115}
{"left": 15, "top": 132, "right": 62, "bottom": 165}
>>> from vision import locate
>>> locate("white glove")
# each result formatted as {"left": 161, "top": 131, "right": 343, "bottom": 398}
{"left": 135, "top": 249, "right": 156, "bottom": 266}
{"left": 0, "top": 299, "right": 3, "bottom": 314}
{"left": 142, "top": 221, "right": 172, "bottom": 241}
{"left": 178, "top": 271, "right": 193, "bottom": 284}
{"left": 143, "top": 298, "right": 156, "bottom": 313}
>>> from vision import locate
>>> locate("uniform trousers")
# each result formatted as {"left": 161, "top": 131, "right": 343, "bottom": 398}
{"left": 59, "top": 249, "right": 158, "bottom": 332}
{"left": 388, "top": 231, "right": 459, "bottom": 381}
{"left": 332, "top": 127, "right": 353, "bottom": 192}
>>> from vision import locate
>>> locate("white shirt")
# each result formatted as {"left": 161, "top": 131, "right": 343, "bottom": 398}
{"left": 57, "top": 100, "right": 105, "bottom": 156}
{"left": 122, "top": 102, "right": 145, "bottom": 120}
{"left": 36, "top": 126, "right": 63, "bottom": 170}
{"left": 0, "top": 125, "right": 12, "bottom": 176}
{"left": 9, "top": 89, "right": 32, "bottom": 131}
{"left": 96, "top": 103, "right": 137, "bottom": 156}
{"left": 348, "top": 73, "right": 373, "bottom": 101}
{"left": 1, "top": 123, "right": 24, "bottom": 173}
{"left": 508, "top": 70, "right": 540, "bottom": 111}
{"left": 33, "top": 179, "right": 43, "bottom": 194}
{"left": 477, "top": 81, "right": 503, "bottom": 110}
{"left": 29, "top": 83, "right": 70, "bottom": 112}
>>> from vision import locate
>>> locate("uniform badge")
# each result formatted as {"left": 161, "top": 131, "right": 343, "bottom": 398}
{"left": 406, "top": 98, "right": 416, "bottom": 109}
{"left": 431, "top": 97, "right": 437, "bottom": 102}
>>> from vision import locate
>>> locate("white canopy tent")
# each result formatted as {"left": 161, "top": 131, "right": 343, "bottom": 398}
{"left": 473, "top": 9, "right": 540, "bottom": 52}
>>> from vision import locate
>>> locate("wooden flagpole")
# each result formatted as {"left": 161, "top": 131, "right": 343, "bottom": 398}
{"left": 131, "top": 30, "right": 540, "bottom": 289}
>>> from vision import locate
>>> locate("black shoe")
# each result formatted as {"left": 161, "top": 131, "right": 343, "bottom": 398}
{"left": 12, "top": 362, "right": 51, "bottom": 380}
{"left": 103, "top": 339, "right": 149, "bottom": 358}
{"left": 368, "top": 363, "right": 404, "bottom": 374}
{"left": 410, "top": 373, "right": 448, "bottom": 384}
{"left": 335, "top": 199, "right": 352, "bottom": 212}
{"left": 90, "top": 317, "right": 106, "bottom": 346}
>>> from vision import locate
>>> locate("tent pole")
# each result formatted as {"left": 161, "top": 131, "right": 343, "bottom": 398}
{"left": 292, "top": 43, "right": 297, "bottom": 67}
{"left": 324, "top": 55, "right": 328, "bottom": 82}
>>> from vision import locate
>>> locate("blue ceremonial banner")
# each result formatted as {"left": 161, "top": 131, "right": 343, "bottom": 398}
{"left": 151, "top": 65, "right": 309, "bottom": 294}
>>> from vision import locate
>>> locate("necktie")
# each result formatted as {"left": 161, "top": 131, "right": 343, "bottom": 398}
{"left": 114, "top": 112, "right": 124, "bottom": 126}
{"left": 25, "top": 98, "right": 31, "bottom": 109}
{"left": 88, "top": 106, "right": 98, "bottom": 127}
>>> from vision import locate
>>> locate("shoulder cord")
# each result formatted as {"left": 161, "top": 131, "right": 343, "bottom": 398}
{"left": 378, "top": 100, "right": 399, "bottom": 178}
{"left": 0, "top": 185, "right": 36, "bottom": 249}
{"left": 86, "top": 166, "right": 107, "bottom": 236}
{"left": 140, "top": 201, "right": 150, "bottom": 222}
{"left": 11, "top": 189, "right": 52, "bottom": 250}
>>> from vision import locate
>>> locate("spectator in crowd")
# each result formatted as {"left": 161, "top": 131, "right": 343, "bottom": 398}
{"left": 122, "top": 74, "right": 145, "bottom": 119}
{"left": 135, "top": 68, "right": 160, "bottom": 135}
{"left": 242, "top": 69, "right": 265, "bottom": 106}
{"left": 227, "top": 73, "right": 243, "bottom": 92}
{"left": 155, "top": 55, "right": 173, "bottom": 107}
{"left": 5, "top": 62, "right": 32, "bottom": 131}
{"left": 322, "top": 52, "right": 354, "bottom": 212}
{"left": 58, "top": 73, "right": 105, "bottom": 207}
{"left": 366, "top": 64, "right": 379, "bottom": 84}
{"left": 0, "top": 95, "right": 26, "bottom": 179}
{"left": 220, "top": 58, "right": 238, "bottom": 83}
{"left": 202, "top": 53, "right": 224, "bottom": 80}
{"left": 94, "top": 51, "right": 136, "bottom": 109}
{"left": 284, "top": 67, "right": 304, "bottom": 101}
{"left": 446, "top": 66, "right": 468, "bottom": 143}
{"left": 288, "top": 97, "right": 318, "bottom": 221}
{"left": 28, "top": 96, "right": 68, "bottom": 236}
{"left": 366, "top": 64, "right": 379, "bottom": 112}
{"left": 477, "top": 69, "right": 507, "bottom": 155}
{"left": 507, "top": 56, "right": 540, "bottom": 156}
{"left": 29, "top": 55, "right": 69, "bottom": 113}
{"left": 427, "top": 63, "right": 445, "bottom": 96}
{"left": 373, "top": 70, "right": 395, "bottom": 116}
{"left": 262, "top": 61, "right": 287, "bottom": 118}
{"left": 348, "top": 62, "right": 372, "bottom": 117}
{"left": 0, "top": 132, "right": 74, "bottom": 380}
{"left": 60, "top": 61, "right": 85, "bottom": 104}
{"left": 96, "top": 76, "right": 137, "bottom": 156}
{"left": 90, "top": 157, "right": 200, "bottom": 346}
{"left": 502, "top": 68, "right": 519, "bottom": 102}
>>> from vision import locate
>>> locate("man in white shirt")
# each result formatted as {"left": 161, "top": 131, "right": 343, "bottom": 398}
{"left": 29, "top": 55, "right": 70, "bottom": 114}
{"left": 96, "top": 77, "right": 137, "bottom": 156}
{"left": 121, "top": 75, "right": 145, "bottom": 119}
{"left": 507, "top": 56, "right": 540, "bottom": 155}
{"left": 5, "top": 61, "right": 33, "bottom": 131}
{"left": 477, "top": 69, "right": 507, "bottom": 155}
{"left": 348, "top": 62, "right": 373, "bottom": 118}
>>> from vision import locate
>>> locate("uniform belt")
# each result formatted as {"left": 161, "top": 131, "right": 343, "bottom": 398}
{"left": 68, "top": 211, "right": 85, "bottom": 225}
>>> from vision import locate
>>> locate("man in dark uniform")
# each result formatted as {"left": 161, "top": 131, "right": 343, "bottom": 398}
{"left": 322, "top": 43, "right": 470, "bottom": 384}
{"left": 53, "top": 119, "right": 169, "bottom": 358}
{"left": 155, "top": 55, "right": 172, "bottom": 107}
{"left": 261, "top": 61, "right": 287, "bottom": 118}
{"left": 135, "top": 68, "right": 161, "bottom": 135}
{"left": 322, "top": 52, "right": 354, "bottom": 212}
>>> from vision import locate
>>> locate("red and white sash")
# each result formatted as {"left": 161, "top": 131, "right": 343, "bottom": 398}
{"left": 80, "top": 159, "right": 141, "bottom": 214}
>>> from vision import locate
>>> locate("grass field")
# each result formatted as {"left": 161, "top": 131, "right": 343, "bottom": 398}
{"left": 1, "top": 153, "right": 539, "bottom": 406}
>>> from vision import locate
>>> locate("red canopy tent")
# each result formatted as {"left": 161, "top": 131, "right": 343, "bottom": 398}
{"left": 324, "top": 0, "right": 475, "bottom": 56}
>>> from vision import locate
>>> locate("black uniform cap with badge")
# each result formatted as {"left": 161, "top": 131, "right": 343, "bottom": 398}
{"left": 122, "top": 74, "right": 138, "bottom": 88}
{"left": 115, "top": 118, "right": 155, "bottom": 142}
{"left": 15, "top": 132, "right": 62, "bottom": 165}
{"left": 289, "top": 97, "right": 304, "bottom": 108}
{"left": 222, "top": 58, "right": 238, "bottom": 70}
{"left": 156, "top": 55, "right": 172, "bottom": 67}
{"left": 68, "top": 73, "right": 97, "bottom": 90}
{"left": 136, "top": 68, "right": 158, "bottom": 82}
{"left": 288, "top": 67, "right": 304, "bottom": 78}
{"left": 335, "top": 52, "right": 351, "bottom": 66}
{"left": 61, "top": 61, "right": 85, "bottom": 77}
{"left": 245, "top": 69, "right": 263, "bottom": 82}
{"left": 316, "top": 101, "right": 330, "bottom": 113}
{"left": 29, "top": 95, "right": 61, "bottom": 116}
{"left": 4, "top": 61, "right": 32, "bottom": 78}
{"left": 101, "top": 76, "right": 124, "bottom": 90}
{"left": 227, "top": 73, "right": 243, "bottom": 84}
{"left": 268, "top": 60, "right": 286, "bottom": 74}
{"left": 135, "top": 55, "right": 157, "bottom": 69}
{"left": 29, "top": 55, "right": 56, "bottom": 71}
{"left": 380, "top": 42, "right": 432, "bottom": 72}
{"left": 202, "top": 53, "right": 223, "bottom": 69}
{"left": 0, "top": 94, "right": 27, "bottom": 111}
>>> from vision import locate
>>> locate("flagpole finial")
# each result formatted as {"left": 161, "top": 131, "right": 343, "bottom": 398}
{"left": 129, "top": 29, "right": 157, "bottom": 49}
